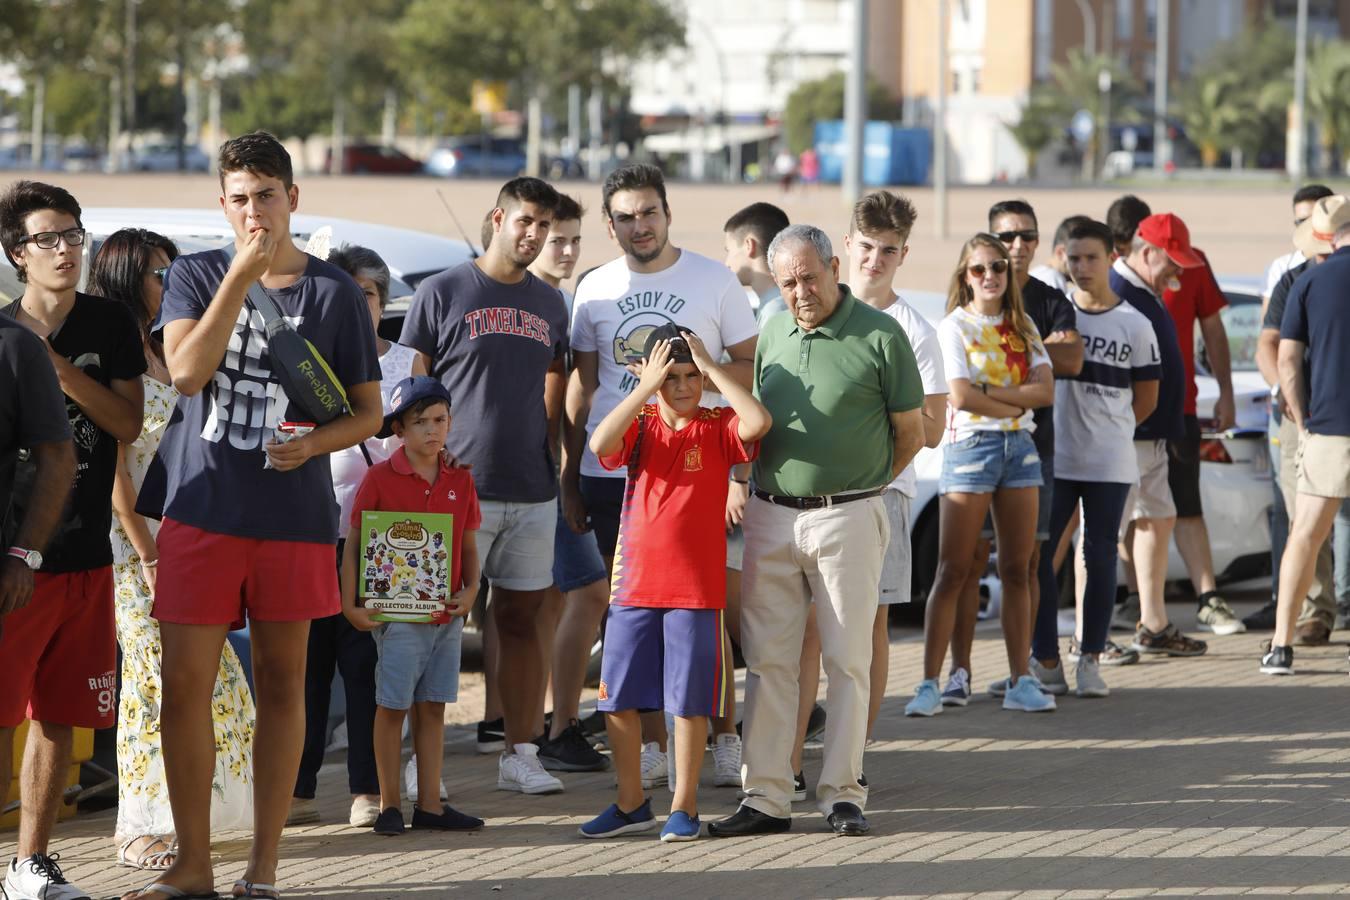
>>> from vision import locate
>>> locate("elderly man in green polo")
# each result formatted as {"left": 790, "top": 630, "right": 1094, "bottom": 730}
{"left": 709, "top": 224, "right": 925, "bottom": 839}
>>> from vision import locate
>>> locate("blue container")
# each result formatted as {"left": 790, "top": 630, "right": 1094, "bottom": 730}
{"left": 813, "top": 121, "right": 932, "bottom": 186}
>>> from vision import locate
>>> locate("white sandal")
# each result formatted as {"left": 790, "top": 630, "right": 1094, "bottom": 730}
{"left": 117, "top": 835, "right": 177, "bottom": 870}
{"left": 233, "top": 880, "right": 281, "bottom": 899}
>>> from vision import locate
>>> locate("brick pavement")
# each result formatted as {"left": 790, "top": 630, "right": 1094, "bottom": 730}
{"left": 31, "top": 600, "right": 1350, "bottom": 899}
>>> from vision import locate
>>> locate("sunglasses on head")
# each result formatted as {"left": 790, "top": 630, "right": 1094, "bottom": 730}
{"left": 967, "top": 259, "right": 1010, "bottom": 278}
{"left": 995, "top": 229, "right": 1038, "bottom": 244}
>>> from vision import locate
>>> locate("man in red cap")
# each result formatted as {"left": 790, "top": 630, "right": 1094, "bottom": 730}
{"left": 1107, "top": 212, "right": 1210, "bottom": 658}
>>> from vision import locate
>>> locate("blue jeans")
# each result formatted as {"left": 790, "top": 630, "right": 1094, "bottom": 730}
{"left": 1034, "top": 479, "right": 1132, "bottom": 659}
{"left": 940, "top": 430, "right": 1042, "bottom": 494}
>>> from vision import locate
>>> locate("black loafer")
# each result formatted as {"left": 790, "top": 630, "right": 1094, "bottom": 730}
{"left": 373, "top": 806, "right": 405, "bottom": 835}
{"left": 707, "top": 804, "right": 791, "bottom": 837}
{"left": 412, "top": 803, "right": 484, "bottom": 832}
{"left": 827, "top": 802, "right": 869, "bottom": 836}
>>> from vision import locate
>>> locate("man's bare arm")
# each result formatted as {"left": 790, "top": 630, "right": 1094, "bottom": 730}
{"left": 46, "top": 363, "right": 143, "bottom": 444}
{"left": 1278, "top": 338, "right": 1309, "bottom": 431}
{"left": 1042, "top": 329, "right": 1084, "bottom": 377}
{"left": 889, "top": 407, "right": 924, "bottom": 479}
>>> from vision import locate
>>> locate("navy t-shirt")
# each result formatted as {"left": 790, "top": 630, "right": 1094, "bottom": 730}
{"left": 146, "top": 250, "right": 380, "bottom": 543}
{"left": 1020, "top": 277, "right": 1077, "bottom": 460}
{"left": 1110, "top": 260, "right": 1185, "bottom": 442}
{"left": 4, "top": 294, "right": 145, "bottom": 572}
{"left": 400, "top": 261, "right": 569, "bottom": 503}
{"left": 1280, "top": 246, "right": 1350, "bottom": 437}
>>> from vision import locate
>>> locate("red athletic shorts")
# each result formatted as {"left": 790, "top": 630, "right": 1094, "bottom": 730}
{"left": 0, "top": 567, "right": 117, "bottom": 728}
{"left": 152, "top": 518, "right": 340, "bottom": 626}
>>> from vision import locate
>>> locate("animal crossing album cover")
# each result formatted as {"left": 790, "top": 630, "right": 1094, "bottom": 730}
{"left": 360, "top": 512, "right": 454, "bottom": 624}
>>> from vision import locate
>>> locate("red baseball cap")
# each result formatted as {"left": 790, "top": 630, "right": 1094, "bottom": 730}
{"left": 1135, "top": 213, "right": 1204, "bottom": 269}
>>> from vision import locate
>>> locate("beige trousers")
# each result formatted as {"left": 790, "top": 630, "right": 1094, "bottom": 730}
{"left": 739, "top": 494, "right": 889, "bottom": 819}
{"left": 1278, "top": 417, "right": 1337, "bottom": 626}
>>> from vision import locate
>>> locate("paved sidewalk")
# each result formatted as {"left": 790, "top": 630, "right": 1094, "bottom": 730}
{"left": 33, "top": 602, "right": 1350, "bottom": 899}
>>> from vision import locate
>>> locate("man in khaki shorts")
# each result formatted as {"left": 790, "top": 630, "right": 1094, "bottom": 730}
{"left": 1261, "top": 198, "right": 1350, "bottom": 676}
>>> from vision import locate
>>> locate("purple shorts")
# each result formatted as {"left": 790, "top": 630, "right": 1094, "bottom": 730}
{"left": 596, "top": 605, "right": 729, "bottom": 718}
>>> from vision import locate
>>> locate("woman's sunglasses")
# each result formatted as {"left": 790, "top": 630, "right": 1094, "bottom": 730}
{"left": 152, "top": 266, "right": 169, "bottom": 282}
{"left": 967, "top": 260, "right": 1009, "bottom": 278}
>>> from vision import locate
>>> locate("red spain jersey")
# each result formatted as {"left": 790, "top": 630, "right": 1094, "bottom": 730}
{"left": 598, "top": 404, "right": 757, "bottom": 610}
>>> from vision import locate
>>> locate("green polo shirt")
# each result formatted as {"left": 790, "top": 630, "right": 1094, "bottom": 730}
{"left": 752, "top": 287, "right": 923, "bottom": 497}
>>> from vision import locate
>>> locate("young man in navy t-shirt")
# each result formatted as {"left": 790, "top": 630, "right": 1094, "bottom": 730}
{"left": 128, "top": 132, "right": 382, "bottom": 900}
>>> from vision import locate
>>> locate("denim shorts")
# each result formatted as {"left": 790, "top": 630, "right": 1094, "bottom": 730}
{"left": 552, "top": 499, "right": 608, "bottom": 592}
{"left": 940, "top": 430, "right": 1042, "bottom": 495}
{"left": 373, "top": 618, "right": 463, "bottom": 710}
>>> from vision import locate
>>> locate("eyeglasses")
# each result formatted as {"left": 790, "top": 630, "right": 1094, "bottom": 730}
{"left": 967, "top": 260, "right": 1010, "bottom": 278}
{"left": 995, "top": 229, "right": 1038, "bottom": 244}
{"left": 18, "top": 227, "right": 86, "bottom": 250}
{"left": 152, "top": 266, "right": 169, "bottom": 282}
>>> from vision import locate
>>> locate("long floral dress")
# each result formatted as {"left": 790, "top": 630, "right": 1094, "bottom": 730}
{"left": 112, "top": 374, "right": 254, "bottom": 840}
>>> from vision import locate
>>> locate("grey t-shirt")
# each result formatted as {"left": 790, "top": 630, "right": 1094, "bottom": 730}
{"left": 400, "top": 261, "right": 569, "bottom": 503}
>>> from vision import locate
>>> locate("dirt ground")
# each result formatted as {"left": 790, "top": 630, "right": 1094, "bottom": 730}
{"left": 23, "top": 170, "right": 1336, "bottom": 291}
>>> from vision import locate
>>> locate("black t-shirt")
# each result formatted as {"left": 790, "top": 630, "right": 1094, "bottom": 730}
{"left": 1264, "top": 259, "right": 1313, "bottom": 420}
{"left": 3, "top": 294, "right": 146, "bottom": 572}
{"left": 0, "top": 317, "right": 73, "bottom": 548}
{"left": 1019, "top": 277, "right": 1077, "bottom": 461}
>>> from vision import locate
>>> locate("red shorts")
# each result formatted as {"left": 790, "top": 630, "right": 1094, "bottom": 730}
{"left": 0, "top": 567, "right": 117, "bottom": 728}
{"left": 152, "top": 518, "right": 340, "bottom": 626}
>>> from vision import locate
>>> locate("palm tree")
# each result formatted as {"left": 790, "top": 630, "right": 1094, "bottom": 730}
{"left": 1049, "top": 49, "right": 1140, "bottom": 180}
{"left": 1006, "top": 87, "right": 1061, "bottom": 180}
{"left": 1306, "top": 39, "right": 1350, "bottom": 174}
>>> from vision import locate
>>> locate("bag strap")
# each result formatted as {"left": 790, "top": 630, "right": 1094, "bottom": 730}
{"left": 359, "top": 442, "right": 375, "bottom": 468}
{"left": 219, "top": 242, "right": 288, "bottom": 324}
{"left": 625, "top": 407, "right": 647, "bottom": 479}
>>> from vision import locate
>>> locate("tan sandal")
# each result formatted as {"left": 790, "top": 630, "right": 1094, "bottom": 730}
{"left": 117, "top": 835, "right": 177, "bottom": 870}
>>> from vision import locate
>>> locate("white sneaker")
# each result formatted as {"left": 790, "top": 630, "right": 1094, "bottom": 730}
{"left": 712, "top": 733, "right": 742, "bottom": 787}
{"left": 5, "top": 853, "right": 89, "bottom": 900}
{"left": 639, "top": 741, "right": 667, "bottom": 788}
{"left": 1028, "top": 658, "right": 1069, "bottom": 696}
{"left": 404, "top": 754, "right": 449, "bottom": 801}
{"left": 1075, "top": 657, "right": 1110, "bottom": 698}
{"left": 666, "top": 737, "right": 677, "bottom": 793}
{"left": 497, "top": 743, "right": 564, "bottom": 795}
{"left": 349, "top": 794, "right": 381, "bottom": 828}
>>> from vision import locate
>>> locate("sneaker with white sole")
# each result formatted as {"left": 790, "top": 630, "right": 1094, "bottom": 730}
{"left": 904, "top": 678, "right": 943, "bottom": 717}
{"left": 1196, "top": 593, "right": 1246, "bottom": 635}
{"left": 1074, "top": 657, "right": 1109, "bottom": 698}
{"left": 4, "top": 853, "right": 89, "bottom": 900}
{"left": 405, "top": 755, "right": 449, "bottom": 801}
{"left": 639, "top": 741, "right": 667, "bottom": 789}
{"left": 711, "top": 733, "right": 742, "bottom": 787}
{"left": 476, "top": 718, "right": 506, "bottom": 754}
{"left": 1259, "top": 643, "right": 1294, "bottom": 675}
{"left": 349, "top": 794, "right": 381, "bottom": 828}
{"left": 1002, "top": 675, "right": 1057, "bottom": 712}
{"left": 497, "top": 743, "right": 564, "bottom": 794}
{"left": 1029, "top": 658, "right": 1069, "bottom": 696}
{"left": 940, "top": 667, "right": 972, "bottom": 707}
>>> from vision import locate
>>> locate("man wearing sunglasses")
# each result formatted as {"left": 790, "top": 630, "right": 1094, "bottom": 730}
{"left": 0, "top": 180, "right": 145, "bottom": 900}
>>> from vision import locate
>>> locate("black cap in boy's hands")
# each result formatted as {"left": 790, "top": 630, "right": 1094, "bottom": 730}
{"left": 642, "top": 323, "right": 695, "bottom": 364}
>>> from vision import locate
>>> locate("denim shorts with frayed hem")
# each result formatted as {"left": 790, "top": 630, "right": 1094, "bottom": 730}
{"left": 940, "top": 430, "right": 1043, "bottom": 495}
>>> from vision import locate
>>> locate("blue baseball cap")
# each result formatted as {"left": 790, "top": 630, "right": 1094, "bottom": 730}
{"left": 377, "top": 375, "right": 453, "bottom": 438}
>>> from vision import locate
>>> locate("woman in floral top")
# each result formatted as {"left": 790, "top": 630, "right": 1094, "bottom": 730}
{"left": 905, "top": 233, "right": 1056, "bottom": 718}
{"left": 93, "top": 229, "right": 255, "bottom": 871}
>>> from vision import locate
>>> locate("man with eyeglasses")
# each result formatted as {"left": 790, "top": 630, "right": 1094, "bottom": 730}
{"left": 973, "top": 200, "right": 1084, "bottom": 699}
{"left": 0, "top": 180, "right": 145, "bottom": 900}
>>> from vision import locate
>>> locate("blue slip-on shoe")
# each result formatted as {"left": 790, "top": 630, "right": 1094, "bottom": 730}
{"left": 904, "top": 679, "right": 943, "bottom": 717}
{"left": 579, "top": 798, "right": 657, "bottom": 838}
{"left": 1002, "top": 675, "right": 1057, "bottom": 712}
{"left": 660, "top": 810, "right": 701, "bottom": 842}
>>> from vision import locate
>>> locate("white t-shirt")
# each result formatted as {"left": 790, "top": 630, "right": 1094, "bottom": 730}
{"left": 1030, "top": 263, "right": 1071, "bottom": 296}
{"left": 877, "top": 294, "right": 947, "bottom": 497}
{"left": 332, "top": 341, "right": 419, "bottom": 527}
{"left": 937, "top": 306, "right": 1050, "bottom": 442}
{"left": 571, "top": 250, "right": 759, "bottom": 478}
{"left": 1263, "top": 250, "right": 1305, "bottom": 298}
{"left": 1054, "top": 299, "right": 1161, "bottom": 484}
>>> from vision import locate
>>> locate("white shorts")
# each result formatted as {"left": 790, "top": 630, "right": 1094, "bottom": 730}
{"left": 478, "top": 499, "right": 555, "bottom": 591}
{"left": 1123, "top": 439, "right": 1176, "bottom": 530}
{"left": 879, "top": 490, "right": 912, "bottom": 605}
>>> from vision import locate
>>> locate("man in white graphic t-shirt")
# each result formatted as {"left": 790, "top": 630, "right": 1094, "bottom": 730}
{"left": 566, "top": 163, "right": 758, "bottom": 788}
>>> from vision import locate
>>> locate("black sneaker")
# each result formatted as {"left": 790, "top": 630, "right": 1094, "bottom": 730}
{"left": 803, "top": 703, "right": 827, "bottom": 742}
{"left": 791, "top": 771, "right": 807, "bottom": 802}
{"left": 373, "top": 806, "right": 405, "bottom": 835}
{"left": 538, "top": 719, "right": 611, "bottom": 772}
{"left": 412, "top": 803, "right": 484, "bottom": 831}
{"left": 1259, "top": 643, "right": 1294, "bottom": 676}
{"left": 476, "top": 718, "right": 505, "bottom": 754}
{"left": 580, "top": 709, "right": 608, "bottom": 738}
{"left": 858, "top": 772, "right": 868, "bottom": 788}
{"left": 1243, "top": 599, "right": 1279, "bottom": 631}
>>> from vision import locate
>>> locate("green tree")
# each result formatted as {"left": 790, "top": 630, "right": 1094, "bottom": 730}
{"left": 0, "top": 0, "right": 102, "bottom": 160}
{"left": 782, "top": 72, "right": 899, "bottom": 155}
{"left": 1306, "top": 38, "right": 1350, "bottom": 173}
{"left": 1006, "top": 86, "right": 1061, "bottom": 179}
{"left": 1177, "top": 22, "right": 1292, "bottom": 168}
{"left": 1048, "top": 48, "right": 1140, "bottom": 178}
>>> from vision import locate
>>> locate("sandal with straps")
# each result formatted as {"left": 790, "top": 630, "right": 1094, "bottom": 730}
{"left": 233, "top": 880, "right": 281, "bottom": 899}
{"left": 118, "top": 835, "right": 178, "bottom": 871}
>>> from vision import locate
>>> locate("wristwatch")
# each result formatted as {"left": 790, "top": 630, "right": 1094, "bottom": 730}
{"left": 6, "top": 546, "right": 42, "bottom": 570}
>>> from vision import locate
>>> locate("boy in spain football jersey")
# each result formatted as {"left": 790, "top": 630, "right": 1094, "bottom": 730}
{"left": 579, "top": 324, "right": 771, "bottom": 842}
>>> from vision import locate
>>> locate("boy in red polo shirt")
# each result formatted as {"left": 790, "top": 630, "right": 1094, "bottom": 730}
{"left": 341, "top": 376, "right": 483, "bottom": 835}
{"left": 579, "top": 325, "right": 772, "bottom": 842}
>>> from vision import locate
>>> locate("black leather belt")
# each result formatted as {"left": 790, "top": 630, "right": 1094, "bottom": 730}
{"left": 753, "top": 487, "right": 885, "bottom": 510}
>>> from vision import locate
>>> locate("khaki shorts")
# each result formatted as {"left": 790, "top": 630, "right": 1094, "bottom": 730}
{"left": 1297, "top": 432, "right": 1350, "bottom": 498}
{"left": 1122, "top": 439, "right": 1176, "bottom": 530}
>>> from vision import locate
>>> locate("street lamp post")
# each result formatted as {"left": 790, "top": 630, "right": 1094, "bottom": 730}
{"left": 1291, "top": 0, "right": 1309, "bottom": 180}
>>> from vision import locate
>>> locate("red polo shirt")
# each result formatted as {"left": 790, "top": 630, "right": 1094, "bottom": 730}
{"left": 349, "top": 446, "right": 481, "bottom": 608}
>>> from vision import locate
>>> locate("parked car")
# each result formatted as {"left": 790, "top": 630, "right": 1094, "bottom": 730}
{"left": 326, "top": 144, "right": 423, "bottom": 175}
{"left": 425, "top": 137, "right": 526, "bottom": 178}
{"left": 130, "top": 142, "right": 211, "bottom": 172}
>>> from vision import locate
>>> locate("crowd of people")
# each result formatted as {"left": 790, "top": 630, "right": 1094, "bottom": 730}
{"left": 0, "top": 128, "right": 1344, "bottom": 899}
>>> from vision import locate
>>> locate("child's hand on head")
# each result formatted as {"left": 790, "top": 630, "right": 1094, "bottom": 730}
{"left": 637, "top": 340, "right": 674, "bottom": 395}
{"left": 684, "top": 332, "right": 715, "bottom": 373}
